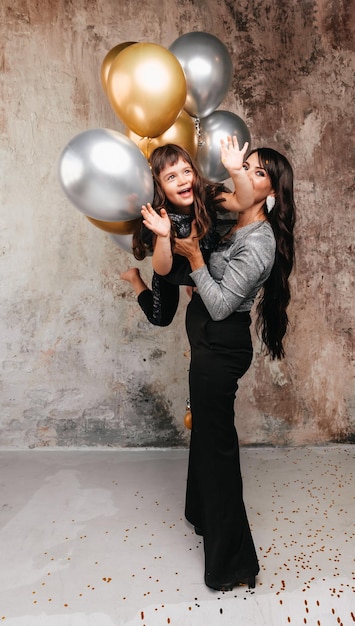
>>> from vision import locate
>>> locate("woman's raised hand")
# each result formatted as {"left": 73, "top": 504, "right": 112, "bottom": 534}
{"left": 220, "top": 135, "right": 249, "bottom": 174}
{"left": 141, "top": 203, "right": 171, "bottom": 237}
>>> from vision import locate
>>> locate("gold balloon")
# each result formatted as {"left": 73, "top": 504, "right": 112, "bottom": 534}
{"left": 100, "top": 42, "right": 136, "bottom": 94}
{"left": 106, "top": 42, "right": 187, "bottom": 138}
{"left": 127, "top": 110, "right": 198, "bottom": 159}
{"left": 86, "top": 216, "right": 141, "bottom": 234}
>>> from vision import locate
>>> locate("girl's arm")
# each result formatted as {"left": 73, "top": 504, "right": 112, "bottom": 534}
{"left": 217, "top": 136, "right": 254, "bottom": 212}
{"left": 141, "top": 203, "right": 173, "bottom": 276}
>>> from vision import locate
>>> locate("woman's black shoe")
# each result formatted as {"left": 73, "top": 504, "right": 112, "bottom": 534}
{"left": 206, "top": 576, "right": 256, "bottom": 591}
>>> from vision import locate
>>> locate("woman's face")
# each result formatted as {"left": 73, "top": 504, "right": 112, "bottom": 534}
{"left": 243, "top": 152, "right": 274, "bottom": 204}
{"left": 158, "top": 157, "right": 195, "bottom": 211}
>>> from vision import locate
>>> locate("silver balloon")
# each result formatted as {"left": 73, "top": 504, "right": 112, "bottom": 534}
{"left": 197, "top": 111, "right": 251, "bottom": 182}
{"left": 169, "top": 32, "right": 233, "bottom": 119}
{"left": 109, "top": 233, "right": 152, "bottom": 256}
{"left": 58, "top": 128, "right": 154, "bottom": 221}
{"left": 109, "top": 233, "right": 134, "bottom": 254}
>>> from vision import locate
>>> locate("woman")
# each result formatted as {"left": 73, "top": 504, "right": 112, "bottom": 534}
{"left": 121, "top": 138, "right": 251, "bottom": 326}
{"left": 144, "top": 140, "right": 296, "bottom": 591}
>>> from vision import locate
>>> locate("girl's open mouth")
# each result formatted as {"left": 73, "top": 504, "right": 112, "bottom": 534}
{"left": 178, "top": 188, "right": 192, "bottom": 196}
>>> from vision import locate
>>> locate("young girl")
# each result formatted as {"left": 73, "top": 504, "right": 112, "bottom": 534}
{"left": 120, "top": 137, "right": 251, "bottom": 326}
{"left": 153, "top": 144, "right": 296, "bottom": 591}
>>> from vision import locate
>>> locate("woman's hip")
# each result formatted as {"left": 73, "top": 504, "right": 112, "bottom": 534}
{"left": 186, "top": 293, "right": 253, "bottom": 354}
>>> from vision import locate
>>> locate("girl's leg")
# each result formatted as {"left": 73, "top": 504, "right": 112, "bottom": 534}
{"left": 121, "top": 268, "right": 180, "bottom": 327}
{"left": 120, "top": 267, "right": 148, "bottom": 296}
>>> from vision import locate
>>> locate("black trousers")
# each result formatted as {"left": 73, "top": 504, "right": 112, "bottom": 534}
{"left": 185, "top": 293, "right": 259, "bottom": 588}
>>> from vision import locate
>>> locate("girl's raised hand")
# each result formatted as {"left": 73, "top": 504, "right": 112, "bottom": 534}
{"left": 220, "top": 135, "right": 249, "bottom": 174}
{"left": 141, "top": 204, "right": 171, "bottom": 238}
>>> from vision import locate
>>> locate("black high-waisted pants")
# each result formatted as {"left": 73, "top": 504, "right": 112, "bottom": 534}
{"left": 185, "top": 293, "right": 260, "bottom": 588}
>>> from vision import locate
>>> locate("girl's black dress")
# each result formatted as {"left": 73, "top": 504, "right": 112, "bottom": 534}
{"left": 137, "top": 211, "right": 223, "bottom": 326}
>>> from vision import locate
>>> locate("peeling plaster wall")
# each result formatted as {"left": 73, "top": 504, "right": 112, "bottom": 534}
{"left": 0, "top": 0, "right": 354, "bottom": 448}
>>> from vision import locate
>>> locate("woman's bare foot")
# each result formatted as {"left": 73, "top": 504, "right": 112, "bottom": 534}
{"left": 120, "top": 267, "right": 149, "bottom": 296}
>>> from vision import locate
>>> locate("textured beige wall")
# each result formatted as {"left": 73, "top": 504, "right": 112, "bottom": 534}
{"left": 0, "top": 0, "right": 354, "bottom": 448}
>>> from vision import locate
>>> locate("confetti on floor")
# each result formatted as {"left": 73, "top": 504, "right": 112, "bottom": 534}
{"left": 0, "top": 446, "right": 353, "bottom": 625}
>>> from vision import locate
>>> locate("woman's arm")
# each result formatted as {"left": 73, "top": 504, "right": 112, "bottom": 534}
{"left": 141, "top": 203, "right": 173, "bottom": 276}
{"left": 174, "top": 222, "right": 276, "bottom": 320}
{"left": 217, "top": 136, "right": 254, "bottom": 212}
{"left": 173, "top": 221, "right": 205, "bottom": 272}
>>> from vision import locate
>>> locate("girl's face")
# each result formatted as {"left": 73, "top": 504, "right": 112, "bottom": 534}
{"left": 243, "top": 152, "right": 275, "bottom": 204}
{"left": 158, "top": 157, "right": 195, "bottom": 211}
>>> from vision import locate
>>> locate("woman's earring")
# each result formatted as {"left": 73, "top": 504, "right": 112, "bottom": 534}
{"left": 266, "top": 195, "right": 276, "bottom": 213}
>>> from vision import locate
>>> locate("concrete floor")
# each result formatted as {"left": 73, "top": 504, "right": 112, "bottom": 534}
{"left": 0, "top": 446, "right": 353, "bottom": 626}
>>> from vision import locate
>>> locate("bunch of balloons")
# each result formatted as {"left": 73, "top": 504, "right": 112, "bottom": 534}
{"left": 58, "top": 32, "right": 251, "bottom": 252}
{"left": 169, "top": 32, "right": 250, "bottom": 182}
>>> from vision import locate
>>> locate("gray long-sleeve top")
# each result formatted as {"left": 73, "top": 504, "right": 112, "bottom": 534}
{"left": 190, "top": 221, "right": 276, "bottom": 321}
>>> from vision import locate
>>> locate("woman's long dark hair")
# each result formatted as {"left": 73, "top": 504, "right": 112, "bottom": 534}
{"left": 132, "top": 144, "right": 225, "bottom": 260}
{"left": 250, "top": 148, "right": 296, "bottom": 359}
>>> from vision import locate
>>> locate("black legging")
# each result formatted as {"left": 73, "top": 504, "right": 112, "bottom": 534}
{"left": 137, "top": 272, "right": 180, "bottom": 327}
{"left": 185, "top": 293, "right": 259, "bottom": 588}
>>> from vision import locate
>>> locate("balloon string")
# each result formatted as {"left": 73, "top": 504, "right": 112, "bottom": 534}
{"left": 194, "top": 117, "right": 205, "bottom": 147}
{"left": 138, "top": 137, "right": 151, "bottom": 160}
